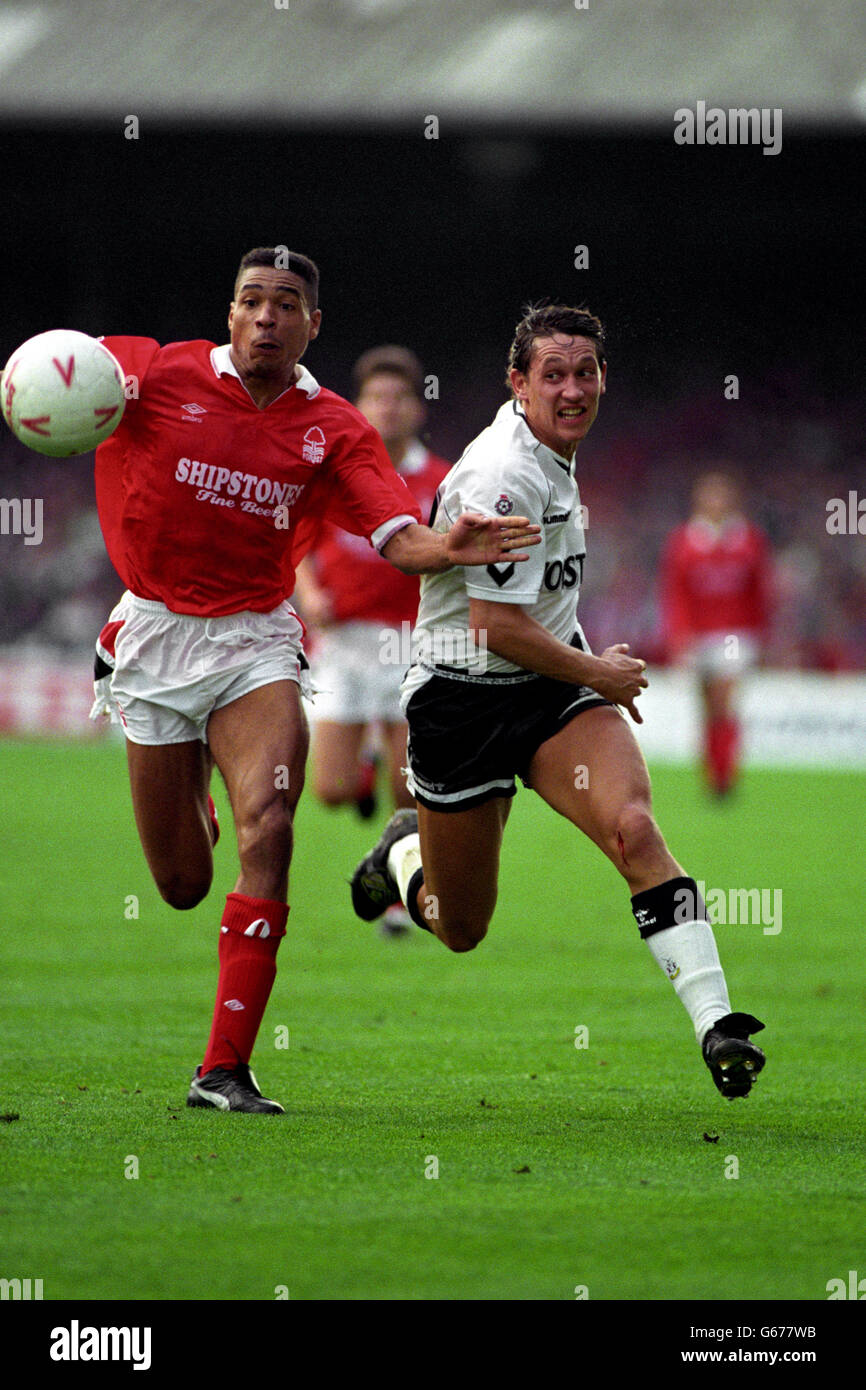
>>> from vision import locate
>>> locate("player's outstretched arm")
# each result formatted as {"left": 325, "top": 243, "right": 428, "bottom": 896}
{"left": 381, "top": 514, "right": 541, "bottom": 575}
{"left": 469, "top": 599, "right": 648, "bottom": 723}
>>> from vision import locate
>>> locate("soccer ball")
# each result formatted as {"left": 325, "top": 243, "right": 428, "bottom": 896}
{"left": 0, "top": 329, "right": 126, "bottom": 457}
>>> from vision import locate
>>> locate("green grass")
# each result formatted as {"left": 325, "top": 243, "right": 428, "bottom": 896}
{"left": 1, "top": 739, "right": 864, "bottom": 1301}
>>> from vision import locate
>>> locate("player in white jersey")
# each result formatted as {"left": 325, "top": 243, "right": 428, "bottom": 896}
{"left": 401, "top": 395, "right": 593, "bottom": 704}
{"left": 351, "top": 303, "right": 767, "bottom": 1101}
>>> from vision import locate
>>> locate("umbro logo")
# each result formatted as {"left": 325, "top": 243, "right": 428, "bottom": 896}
{"left": 181, "top": 402, "right": 207, "bottom": 422}
{"left": 224, "top": 999, "right": 245, "bottom": 1011}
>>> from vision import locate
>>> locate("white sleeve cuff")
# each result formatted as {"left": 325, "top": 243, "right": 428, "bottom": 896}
{"left": 371, "top": 514, "right": 417, "bottom": 552}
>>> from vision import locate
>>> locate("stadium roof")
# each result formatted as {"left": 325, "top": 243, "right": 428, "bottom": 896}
{"left": 1, "top": 0, "right": 865, "bottom": 124}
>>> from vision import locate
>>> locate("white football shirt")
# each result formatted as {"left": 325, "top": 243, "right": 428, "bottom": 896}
{"left": 403, "top": 398, "right": 591, "bottom": 694}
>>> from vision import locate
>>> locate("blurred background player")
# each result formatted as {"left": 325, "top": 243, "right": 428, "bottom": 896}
{"left": 660, "top": 471, "right": 773, "bottom": 797}
{"left": 293, "top": 346, "right": 450, "bottom": 933}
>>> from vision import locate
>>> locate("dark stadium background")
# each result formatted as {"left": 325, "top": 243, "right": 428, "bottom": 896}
{"left": 1, "top": 121, "right": 864, "bottom": 669}
{"left": 1, "top": 0, "right": 866, "bottom": 678}
{"left": 1, "top": 124, "right": 862, "bottom": 399}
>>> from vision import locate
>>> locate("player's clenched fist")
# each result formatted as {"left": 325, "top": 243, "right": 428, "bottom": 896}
{"left": 592, "top": 643, "right": 649, "bottom": 723}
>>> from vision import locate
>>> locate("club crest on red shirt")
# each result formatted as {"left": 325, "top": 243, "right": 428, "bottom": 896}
{"left": 302, "top": 425, "right": 326, "bottom": 464}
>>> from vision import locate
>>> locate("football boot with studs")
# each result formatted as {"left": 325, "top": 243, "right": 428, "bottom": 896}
{"left": 186, "top": 1063, "right": 285, "bottom": 1114}
{"left": 702, "top": 1012, "right": 766, "bottom": 1099}
{"left": 350, "top": 808, "right": 418, "bottom": 922}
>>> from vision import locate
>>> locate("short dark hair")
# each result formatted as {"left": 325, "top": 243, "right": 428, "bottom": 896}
{"left": 351, "top": 344, "right": 424, "bottom": 400}
{"left": 507, "top": 302, "right": 606, "bottom": 389}
{"left": 234, "top": 246, "right": 320, "bottom": 311}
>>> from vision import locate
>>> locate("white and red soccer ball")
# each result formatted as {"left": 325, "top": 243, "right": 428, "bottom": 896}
{"left": 1, "top": 329, "right": 125, "bottom": 457}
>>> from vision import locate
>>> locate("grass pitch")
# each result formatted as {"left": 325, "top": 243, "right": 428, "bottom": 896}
{"left": 1, "top": 738, "right": 864, "bottom": 1302}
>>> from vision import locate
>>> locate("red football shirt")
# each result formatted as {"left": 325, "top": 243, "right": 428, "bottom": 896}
{"left": 309, "top": 442, "right": 450, "bottom": 625}
{"left": 661, "top": 516, "right": 772, "bottom": 658}
{"left": 94, "top": 338, "right": 421, "bottom": 616}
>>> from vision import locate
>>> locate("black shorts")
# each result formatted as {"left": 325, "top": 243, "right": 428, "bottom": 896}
{"left": 405, "top": 642, "right": 611, "bottom": 812}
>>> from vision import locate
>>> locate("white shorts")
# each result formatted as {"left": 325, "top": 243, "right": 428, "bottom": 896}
{"left": 90, "top": 592, "right": 310, "bottom": 746}
{"left": 683, "top": 631, "right": 760, "bottom": 678}
{"left": 308, "top": 620, "right": 408, "bottom": 725}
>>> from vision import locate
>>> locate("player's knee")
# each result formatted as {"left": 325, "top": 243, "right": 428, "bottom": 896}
{"left": 238, "top": 796, "right": 294, "bottom": 869}
{"left": 438, "top": 918, "right": 488, "bottom": 953}
{"left": 612, "top": 800, "right": 665, "bottom": 869}
{"left": 312, "top": 764, "right": 353, "bottom": 806}
{"left": 158, "top": 870, "right": 212, "bottom": 911}
{"left": 316, "top": 782, "right": 351, "bottom": 808}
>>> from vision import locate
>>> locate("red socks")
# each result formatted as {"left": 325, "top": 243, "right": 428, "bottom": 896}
{"left": 201, "top": 893, "right": 288, "bottom": 1075}
{"left": 706, "top": 716, "right": 740, "bottom": 794}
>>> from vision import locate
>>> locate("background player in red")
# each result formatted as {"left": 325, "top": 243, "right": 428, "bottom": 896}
{"left": 294, "top": 348, "right": 448, "bottom": 794}
{"left": 660, "top": 471, "right": 773, "bottom": 796}
{"left": 294, "top": 346, "right": 450, "bottom": 933}
{"left": 88, "top": 246, "right": 539, "bottom": 1113}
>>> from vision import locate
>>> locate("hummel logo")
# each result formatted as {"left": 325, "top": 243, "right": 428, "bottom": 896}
{"left": 486, "top": 562, "right": 515, "bottom": 588}
{"left": 182, "top": 402, "right": 207, "bottom": 422}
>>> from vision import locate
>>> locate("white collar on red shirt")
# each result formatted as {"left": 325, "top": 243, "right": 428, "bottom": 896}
{"left": 397, "top": 439, "right": 428, "bottom": 476}
{"left": 210, "top": 343, "right": 320, "bottom": 399}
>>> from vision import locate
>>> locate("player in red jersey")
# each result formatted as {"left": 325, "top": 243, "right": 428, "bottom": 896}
{"left": 294, "top": 346, "right": 449, "bottom": 811}
{"left": 661, "top": 472, "right": 772, "bottom": 796}
{"left": 87, "top": 246, "right": 539, "bottom": 1113}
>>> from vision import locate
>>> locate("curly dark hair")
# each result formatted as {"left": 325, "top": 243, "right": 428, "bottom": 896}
{"left": 506, "top": 302, "right": 606, "bottom": 390}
